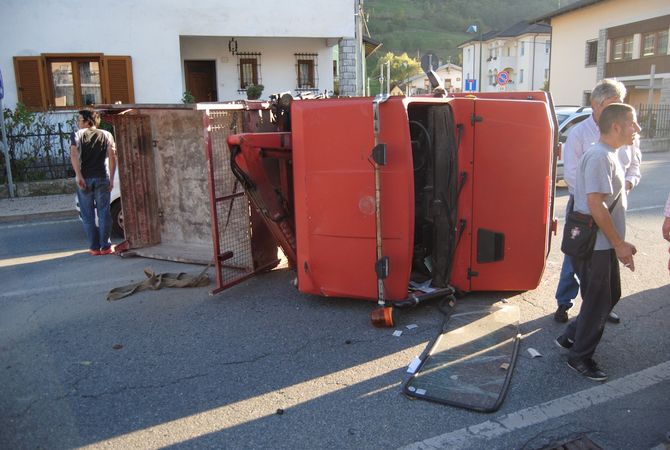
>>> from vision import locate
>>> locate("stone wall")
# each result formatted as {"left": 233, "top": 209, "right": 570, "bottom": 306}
{"left": 339, "top": 38, "right": 357, "bottom": 96}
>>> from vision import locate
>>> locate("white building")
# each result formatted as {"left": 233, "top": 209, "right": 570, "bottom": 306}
{"left": 459, "top": 22, "right": 551, "bottom": 93}
{"left": 1, "top": 0, "right": 362, "bottom": 111}
{"left": 403, "top": 63, "right": 463, "bottom": 95}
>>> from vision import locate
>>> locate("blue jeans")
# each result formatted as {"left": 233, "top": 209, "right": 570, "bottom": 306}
{"left": 556, "top": 254, "right": 579, "bottom": 307}
{"left": 556, "top": 194, "right": 579, "bottom": 307}
{"left": 77, "top": 177, "right": 112, "bottom": 251}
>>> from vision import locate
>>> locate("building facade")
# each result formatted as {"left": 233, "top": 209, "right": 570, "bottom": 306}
{"left": 1, "top": 0, "right": 359, "bottom": 111}
{"left": 537, "top": 0, "right": 670, "bottom": 107}
{"left": 459, "top": 22, "right": 550, "bottom": 93}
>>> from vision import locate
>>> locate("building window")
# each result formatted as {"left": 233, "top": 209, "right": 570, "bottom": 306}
{"left": 295, "top": 53, "right": 318, "bottom": 90}
{"left": 583, "top": 91, "right": 591, "bottom": 106}
{"left": 238, "top": 52, "right": 261, "bottom": 90}
{"left": 544, "top": 68, "right": 549, "bottom": 81}
{"left": 13, "top": 54, "right": 133, "bottom": 111}
{"left": 642, "top": 30, "right": 669, "bottom": 57}
{"left": 585, "top": 40, "right": 598, "bottom": 66}
{"left": 612, "top": 36, "right": 633, "bottom": 61}
{"left": 519, "top": 69, "right": 524, "bottom": 84}
{"left": 520, "top": 42, "right": 525, "bottom": 56}
{"left": 545, "top": 40, "right": 550, "bottom": 54}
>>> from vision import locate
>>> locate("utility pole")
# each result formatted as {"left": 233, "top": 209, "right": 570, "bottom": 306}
{"left": 0, "top": 69, "right": 15, "bottom": 198}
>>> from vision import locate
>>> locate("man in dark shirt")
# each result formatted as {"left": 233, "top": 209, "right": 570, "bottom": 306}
{"left": 70, "top": 109, "right": 117, "bottom": 255}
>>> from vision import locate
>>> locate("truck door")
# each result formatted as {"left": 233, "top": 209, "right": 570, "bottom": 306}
{"left": 290, "top": 98, "right": 415, "bottom": 301}
{"left": 468, "top": 98, "right": 554, "bottom": 291}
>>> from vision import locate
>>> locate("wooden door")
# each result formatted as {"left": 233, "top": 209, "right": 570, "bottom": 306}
{"left": 184, "top": 60, "right": 217, "bottom": 102}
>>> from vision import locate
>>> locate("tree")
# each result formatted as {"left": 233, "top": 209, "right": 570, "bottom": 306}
{"left": 376, "top": 52, "right": 422, "bottom": 87}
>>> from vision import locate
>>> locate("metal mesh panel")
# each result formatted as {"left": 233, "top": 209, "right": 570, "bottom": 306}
{"left": 207, "top": 110, "right": 255, "bottom": 290}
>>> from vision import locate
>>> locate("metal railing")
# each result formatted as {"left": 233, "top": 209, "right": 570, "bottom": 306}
{"left": 0, "top": 123, "right": 74, "bottom": 183}
{"left": 637, "top": 104, "right": 670, "bottom": 139}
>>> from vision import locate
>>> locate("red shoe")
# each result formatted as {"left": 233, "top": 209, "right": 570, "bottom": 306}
{"left": 99, "top": 246, "right": 114, "bottom": 255}
{"left": 89, "top": 249, "right": 101, "bottom": 256}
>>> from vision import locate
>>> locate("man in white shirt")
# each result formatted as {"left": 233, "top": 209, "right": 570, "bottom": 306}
{"left": 554, "top": 79, "right": 641, "bottom": 324}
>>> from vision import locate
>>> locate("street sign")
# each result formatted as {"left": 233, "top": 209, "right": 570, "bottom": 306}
{"left": 465, "top": 79, "right": 477, "bottom": 92}
{"left": 496, "top": 70, "right": 510, "bottom": 86}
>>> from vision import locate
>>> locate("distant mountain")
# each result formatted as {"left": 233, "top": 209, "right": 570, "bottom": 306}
{"left": 365, "top": 0, "right": 579, "bottom": 68}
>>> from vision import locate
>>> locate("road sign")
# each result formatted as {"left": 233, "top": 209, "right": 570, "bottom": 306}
{"left": 496, "top": 70, "right": 510, "bottom": 86}
{"left": 465, "top": 79, "right": 477, "bottom": 92}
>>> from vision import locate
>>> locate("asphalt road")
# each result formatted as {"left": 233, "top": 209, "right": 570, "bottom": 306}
{"left": 1, "top": 152, "right": 669, "bottom": 450}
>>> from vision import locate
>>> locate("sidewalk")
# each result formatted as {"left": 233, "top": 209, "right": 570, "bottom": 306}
{"left": 0, "top": 193, "right": 78, "bottom": 223}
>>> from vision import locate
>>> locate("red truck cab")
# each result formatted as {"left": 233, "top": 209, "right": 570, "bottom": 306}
{"left": 227, "top": 92, "right": 558, "bottom": 321}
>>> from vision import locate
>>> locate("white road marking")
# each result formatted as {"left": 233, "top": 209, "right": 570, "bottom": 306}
{"left": 0, "top": 277, "right": 144, "bottom": 299}
{"left": 399, "top": 360, "right": 670, "bottom": 450}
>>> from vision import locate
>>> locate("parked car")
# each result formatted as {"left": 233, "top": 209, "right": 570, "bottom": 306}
{"left": 75, "top": 166, "right": 123, "bottom": 237}
{"left": 555, "top": 105, "right": 592, "bottom": 183}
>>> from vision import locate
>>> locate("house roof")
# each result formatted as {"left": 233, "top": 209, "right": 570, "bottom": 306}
{"left": 363, "top": 36, "right": 382, "bottom": 57}
{"left": 496, "top": 21, "right": 550, "bottom": 38}
{"left": 458, "top": 21, "right": 550, "bottom": 47}
{"left": 533, "top": 0, "right": 605, "bottom": 22}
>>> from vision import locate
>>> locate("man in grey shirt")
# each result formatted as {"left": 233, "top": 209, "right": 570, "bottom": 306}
{"left": 555, "top": 103, "right": 639, "bottom": 381}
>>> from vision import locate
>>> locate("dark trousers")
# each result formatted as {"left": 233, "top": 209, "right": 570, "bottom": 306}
{"left": 565, "top": 249, "right": 621, "bottom": 361}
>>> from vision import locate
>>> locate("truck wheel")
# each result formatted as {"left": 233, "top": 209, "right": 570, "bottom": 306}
{"left": 111, "top": 200, "right": 124, "bottom": 237}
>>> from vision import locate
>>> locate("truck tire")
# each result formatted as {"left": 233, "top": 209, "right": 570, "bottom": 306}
{"left": 111, "top": 200, "right": 124, "bottom": 237}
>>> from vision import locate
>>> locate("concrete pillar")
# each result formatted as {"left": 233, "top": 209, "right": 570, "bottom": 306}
{"left": 339, "top": 38, "right": 357, "bottom": 96}
{"left": 596, "top": 28, "right": 607, "bottom": 82}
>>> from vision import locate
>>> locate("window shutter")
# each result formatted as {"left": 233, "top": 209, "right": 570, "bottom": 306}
{"left": 102, "top": 56, "right": 134, "bottom": 104}
{"left": 13, "top": 56, "right": 47, "bottom": 110}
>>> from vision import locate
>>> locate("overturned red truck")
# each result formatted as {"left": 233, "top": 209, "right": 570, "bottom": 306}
{"left": 224, "top": 91, "right": 559, "bottom": 326}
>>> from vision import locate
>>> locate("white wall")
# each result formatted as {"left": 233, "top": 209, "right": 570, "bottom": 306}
{"left": 180, "top": 37, "right": 336, "bottom": 100}
{"left": 461, "top": 44, "right": 481, "bottom": 91}
{"left": 514, "top": 34, "right": 551, "bottom": 91}
{"left": 1, "top": 0, "right": 354, "bottom": 108}
{"left": 549, "top": 0, "right": 670, "bottom": 105}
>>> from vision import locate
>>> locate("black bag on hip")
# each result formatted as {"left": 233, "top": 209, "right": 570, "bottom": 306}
{"left": 561, "top": 193, "right": 620, "bottom": 259}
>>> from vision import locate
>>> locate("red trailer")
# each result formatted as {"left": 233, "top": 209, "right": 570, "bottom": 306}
{"left": 223, "top": 92, "right": 559, "bottom": 326}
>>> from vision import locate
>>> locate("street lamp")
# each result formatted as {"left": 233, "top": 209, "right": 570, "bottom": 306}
{"left": 466, "top": 24, "right": 483, "bottom": 92}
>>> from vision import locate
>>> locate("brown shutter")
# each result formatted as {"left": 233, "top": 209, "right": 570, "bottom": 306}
{"left": 102, "top": 56, "right": 135, "bottom": 104}
{"left": 13, "top": 56, "right": 47, "bottom": 110}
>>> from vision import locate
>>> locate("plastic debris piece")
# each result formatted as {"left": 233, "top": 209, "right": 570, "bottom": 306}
{"left": 406, "top": 324, "right": 418, "bottom": 330}
{"left": 79, "top": 361, "right": 93, "bottom": 366}
{"left": 500, "top": 362, "right": 510, "bottom": 370}
{"left": 527, "top": 347, "right": 542, "bottom": 358}
{"left": 393, "top": 330, "right": 403, "bottom": 337}
{"left": 407, "top": 357, "right": 422, "bottom": 374}
{"left": 112, "top": 343, "right": 124, "bottom": 350}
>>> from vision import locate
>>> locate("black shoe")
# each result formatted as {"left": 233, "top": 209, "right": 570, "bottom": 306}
{"left": 555, "top": 334, "right": 574, "bottom": 349}
{"left": 567, "top": 358, "right": 608, "bottom": 381}
{"left": 607, "top": 311, "right": 621, "bottom": 324}
{"left": 554, "top": 304, "right": 570, "bottom": 323}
